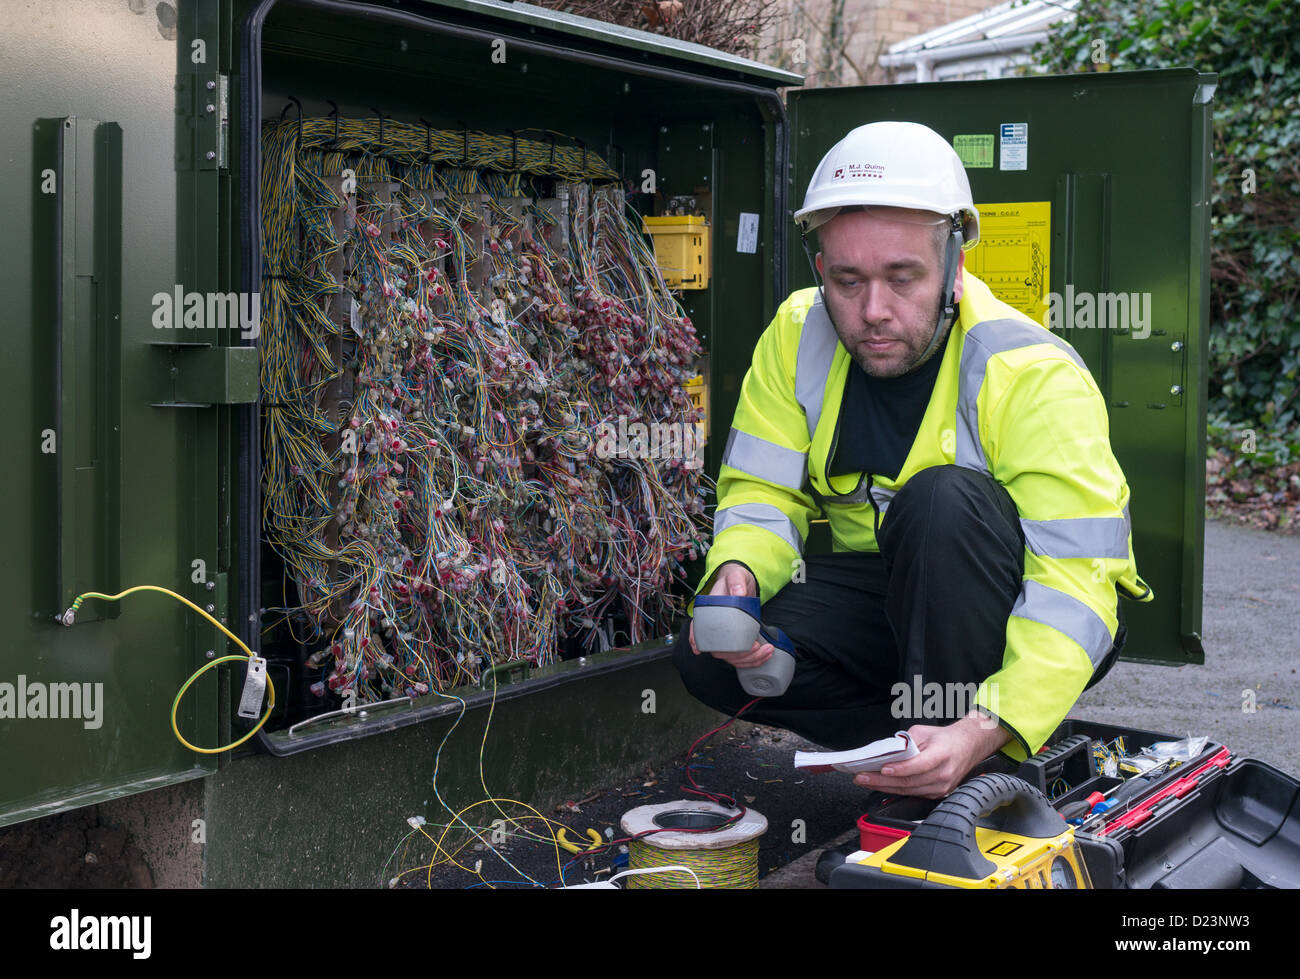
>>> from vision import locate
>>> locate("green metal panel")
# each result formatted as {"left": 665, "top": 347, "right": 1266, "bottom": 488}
{"left": 55, "top": 116, "right": 123, "bottom": 622}
{"left": 151, "top": 344, "right": 260, "bottom": 407}
{"left": 787, "top": 69, "right": 1213, "bottom": 666}
{"left": 0, "top": 0, "right": 227, "bottom": 827}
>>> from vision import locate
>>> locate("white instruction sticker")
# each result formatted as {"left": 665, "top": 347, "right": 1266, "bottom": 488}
{"left": 736, "top": 212, "right": 759, "bottom": 254}
{"left": 1000, "top": 123, "right": 1028, "bottom": 171}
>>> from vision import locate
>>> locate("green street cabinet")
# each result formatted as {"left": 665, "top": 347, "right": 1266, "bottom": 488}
{"left": 0, "top": 0, "right": 1210, "bottom": 886}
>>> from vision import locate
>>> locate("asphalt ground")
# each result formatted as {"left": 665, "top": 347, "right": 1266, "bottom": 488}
{"left": 1072, "top": 518, "right": 1299, "bottom": 775}
{"left": 390, "top": 517, "right": 1300, "bottom": 889}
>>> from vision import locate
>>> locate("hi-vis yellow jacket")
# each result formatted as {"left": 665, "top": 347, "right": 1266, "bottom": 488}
{"left": 693, "top": 268, "right": 1154, "bottom": 761}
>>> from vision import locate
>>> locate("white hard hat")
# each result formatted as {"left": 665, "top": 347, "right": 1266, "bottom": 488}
{"left": 794, "top": 121, "right": 980, "bottom": 249}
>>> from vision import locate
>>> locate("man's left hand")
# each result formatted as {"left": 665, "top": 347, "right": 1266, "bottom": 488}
{"left": 852, "top": 711, "right": 1011, "bottom": 799}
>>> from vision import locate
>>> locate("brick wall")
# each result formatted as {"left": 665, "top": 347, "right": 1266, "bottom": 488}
{"left": 757, "top": 0, "right": 999, "bottom": 87}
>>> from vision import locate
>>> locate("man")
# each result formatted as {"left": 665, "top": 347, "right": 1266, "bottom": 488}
{"left": 671, "top": 121, "right": 1153, "bottom": 799}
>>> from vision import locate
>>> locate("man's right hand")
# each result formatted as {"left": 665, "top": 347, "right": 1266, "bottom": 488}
{"left": 689, "top": 563, "right": 774, "bottom": 669}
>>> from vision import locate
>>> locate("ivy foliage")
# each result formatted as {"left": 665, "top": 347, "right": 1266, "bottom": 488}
{"left": 1031, "top": 0, "right": 1300, "bottom": 524}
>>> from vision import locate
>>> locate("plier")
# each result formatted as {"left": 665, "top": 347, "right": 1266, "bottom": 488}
{"left": 557, "top": 827, "right": 603, "bottom": 854}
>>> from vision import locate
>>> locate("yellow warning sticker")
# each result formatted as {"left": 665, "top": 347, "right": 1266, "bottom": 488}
{"left": 986, "top": 840, "right": 1023, "bottom": 857}
{"left": 965, "top": 201, "right": 1051, "bottom": 324}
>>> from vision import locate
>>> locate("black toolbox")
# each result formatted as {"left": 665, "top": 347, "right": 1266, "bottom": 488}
{"left": 854, "top": 717, "right": 1300, "bottom": 888}
{"left": 1118, "top": 754, "right": 1300, "bottom": 888}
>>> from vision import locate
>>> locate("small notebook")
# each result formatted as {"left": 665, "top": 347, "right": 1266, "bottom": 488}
{"left": 793, "top": 732, "right": 918, "bottom": 774}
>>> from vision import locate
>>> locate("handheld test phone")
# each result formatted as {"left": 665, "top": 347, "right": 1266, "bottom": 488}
{"left": 692, "top": 595, "right": 797, "bottom": 697}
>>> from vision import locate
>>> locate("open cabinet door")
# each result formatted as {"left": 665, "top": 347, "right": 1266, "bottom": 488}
{"left": 0, "top": 1, "right": 246, "bottom": 826}
{"left": 788, "top": 68, "right": 1213, "bottom": 666}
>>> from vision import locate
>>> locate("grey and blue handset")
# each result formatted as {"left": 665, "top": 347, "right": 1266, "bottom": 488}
{"left": 692, "top": 595, "right": 797, "bottom": 697}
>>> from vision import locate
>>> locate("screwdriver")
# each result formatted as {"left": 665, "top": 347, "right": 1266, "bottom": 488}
{"left": 1058, "top": 793, "right": 1107, "bottom": 822}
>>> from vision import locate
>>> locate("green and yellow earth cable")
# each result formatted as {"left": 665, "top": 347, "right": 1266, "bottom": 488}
{"left": 60, "top": 585, "right": 275, "bottom": 755}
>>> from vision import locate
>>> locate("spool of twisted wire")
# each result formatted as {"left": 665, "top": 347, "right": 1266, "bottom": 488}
{"left": 621, "top": 801, "right": 767, "bottom": 889}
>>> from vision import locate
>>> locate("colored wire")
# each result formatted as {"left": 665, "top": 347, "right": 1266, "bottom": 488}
{"left": 393, "top": 674, "right": 570, "bottom": 888}
{"left": 626, "top": 837, "right": 759, "bottom": 889}
{"left": 170, "top": 655, "right": 276, "bottom": 755}
{"left": 260, "top": 117, "right": 711, "bottom": 709}
{"left": 64, "top": 585, "right": 276, "bottom": 754}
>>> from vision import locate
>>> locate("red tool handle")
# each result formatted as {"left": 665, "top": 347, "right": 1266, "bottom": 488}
{"left": 1099, "top": 748, "right": 1231, "bottom": 836}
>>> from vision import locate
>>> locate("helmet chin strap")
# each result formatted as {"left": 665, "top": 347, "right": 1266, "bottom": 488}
{"left": 799, "top": 228, "right": 829, "bottom": 311}
{"left": 799, "top": 214, "right": 965, "bottom": 372}
{"left": 915, "top": 214, "right": 966, "bottom": 367}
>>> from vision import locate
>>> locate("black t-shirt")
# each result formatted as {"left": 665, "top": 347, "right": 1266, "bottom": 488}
{"left": 828, "top": 325, "right": 951, "bottom": 482}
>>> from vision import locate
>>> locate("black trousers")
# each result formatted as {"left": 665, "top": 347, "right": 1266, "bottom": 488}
{"left": 672, "top": 465, "right": 1125, "bottom": 751}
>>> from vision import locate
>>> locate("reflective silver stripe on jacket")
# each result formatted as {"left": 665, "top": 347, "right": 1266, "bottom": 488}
{"left": 1011, "top": 579, "right": 1114, "bottom": 668}
{"left": 955, "top": 318, "right": 1090, "bottom": 475}
{"left": 714, "top": 503, "right": 804, "bottom": 553}
{"left": 870, "top": 485, "right": 896, "bottom": 514}
{"left": 795, "top": 295, "right": 839, "bottom": 442}
{"left": 721, "top": 427, "right": 808, "bottom": 492}
{"left": 1021, "top": 516, "right": 1130, "bottom": 560}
